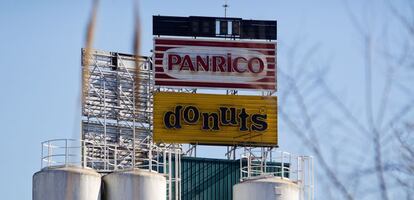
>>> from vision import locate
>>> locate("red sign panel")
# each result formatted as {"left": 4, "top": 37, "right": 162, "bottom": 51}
{"left": 154, "top": 38, "right": 276, "bottom": 91}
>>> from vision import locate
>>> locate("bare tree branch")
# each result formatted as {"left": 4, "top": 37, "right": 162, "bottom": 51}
{"left": 279, "top": 107, "right": 354, "bottom": 200}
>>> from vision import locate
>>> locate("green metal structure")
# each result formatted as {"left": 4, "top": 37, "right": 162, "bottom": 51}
{"left": 177, "top": 156, "right": 288, "bottom": 200}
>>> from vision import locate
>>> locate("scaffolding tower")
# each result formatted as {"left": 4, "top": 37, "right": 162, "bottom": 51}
{"left": 81, "top": 49, "right": 154, "bottom": 171}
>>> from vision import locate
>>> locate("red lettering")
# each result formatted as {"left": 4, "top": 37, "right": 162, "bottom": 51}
{"left": 167, "top": 53, "right": 266, "bottom": 74}
{"left": 227, "top": 53, "right": 233, "bottom": 72}
{"left": 168, "top": 54, "right": 181, "bottom": 70}
{"left": 180, "top": 55, "right": 195, "bottom": 71}
{"left": 212, "top": 56, "right": 226, "bottom": 72}
{"left": 248, "top": 57, "right": 264, "bottom": 73}
{"left": 196, "top": 56, "right": 209, "bottom": 71}
{"left": 232, "top": 57, "right": 248, "bottom": 73}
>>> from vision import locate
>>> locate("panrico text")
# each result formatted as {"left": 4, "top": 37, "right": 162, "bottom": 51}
{"left": 167, "top": 53, "right": 265, "bottom": 73}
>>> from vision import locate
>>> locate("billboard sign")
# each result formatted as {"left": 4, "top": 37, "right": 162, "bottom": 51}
{"left": 154, "top": 38, "right": 276, "bottom": 91}
{"left": 154, "top": 92, "right": 277, "bottom": 146}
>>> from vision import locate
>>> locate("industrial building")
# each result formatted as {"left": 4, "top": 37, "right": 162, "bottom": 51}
{"left": 33, "top": 15, "right": 313, "bottom": 200}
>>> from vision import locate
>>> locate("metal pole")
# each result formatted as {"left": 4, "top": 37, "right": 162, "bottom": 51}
{"left": 270, "top": 150, "right": 272, "bottom": 162}
{"left": 132, "top": 124, "right": 136, "bottom": 169}
{"left": 114, "top": 146, "right": 118, "bottom": 170}
{"left": 264, "top": 150, "right": 267, "bottom": 174}
{"left": 83, "top": 141, "right": 86, "bottom": 168}
{"left": 41, "top": 142, "right": 44, "bottom": 169}
{"left": 301, "top": 157, "right": 305, "bottom": 199}
{"left": 281, "top": 151, "right": 284, "bottom": 179}
{"left": 223, "top": 0, "right": 228, "bottom": 18}
{"left": 65, "top": 139, "right": 68, "bottom": 166}
{"left": 178, "top": 150, "right": 181, "bottom": 200}
{"left": 227, "top": 146, "right": 230, "bottom": 160}
{"left": 157, "top": 148, "right": 160, "bottom": 173}
{"left": 247, "top": 155, "right": 251, "bottom": 178}
{"left": 132, "top": 78, "right": 136, "bottom": 169}
{"left": 149, "top": 143, "right": 153, "bottom": 171}
{"left": 103, "top": 80, "right": 107, "bottom": 170}
{"left": 47, "top": 141, "right": 51, "bottom": 167}
{"left": 240, "top": 157, "right": 243, "bottom": 180}
{"left": 233, "top": 146, "right": 236, "bottom": 160}
{"left": 163, "top": 150, "right": 167, "bottom": 175}
{"left": 297, "top": 156, "right": 300, "bottom": 182}
{"left": 260, "top": 148, "right": 264, "bottom": 174}
{"left": 175, "top": 149, "right": 179, "bottom": 200}
{"left": 194, "top": 144, "right": 197, "bottom": 157}
{"left": 312, "top": 157, "right": 314, "bottom": 200}
{"left": 308, "top": 157, "right": 310, "bottom": 200}
{"left": 168, "top": 150, "right": 172, "bottom": 200}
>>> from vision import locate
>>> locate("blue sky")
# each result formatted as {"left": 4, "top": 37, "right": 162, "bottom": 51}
{"left": 0, "top": 0, "right": 411, "bottom": 199}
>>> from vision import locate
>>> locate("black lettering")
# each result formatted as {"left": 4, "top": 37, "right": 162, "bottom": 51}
{"left": 238, "top": 108, "right": 249, "bottom": 131}
{"left": 183, "top": 106, "right": 199, "bottom": 124}
{"left": 219, "top": 107, "right": 237, "bottom": 125}
{"left": 163, "top": 106, "right": 183, "bottom": 129}
{"left": 251, "top": 114, "right": 268, "bottom": 131}
{"left": 202, "top": 113, "right": 220, "bottom": 131}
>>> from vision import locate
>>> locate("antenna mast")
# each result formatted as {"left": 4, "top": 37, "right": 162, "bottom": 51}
{"left": 223, "top": 0, "right": 229, "bottom": 18}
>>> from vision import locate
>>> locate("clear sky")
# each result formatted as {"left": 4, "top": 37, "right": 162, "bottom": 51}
{"left": 0, "top": 0, "right": 411, "bottom": 199}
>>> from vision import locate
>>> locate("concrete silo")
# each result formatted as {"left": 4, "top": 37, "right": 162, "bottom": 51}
{"left": 33, "top": 166, "right": 101, "bottom": 200}
{"left": 233, "top": 177, "right": 300, "bottom": 200}
{"left": 102, "top": 169, "right": 166, "bottom": 200}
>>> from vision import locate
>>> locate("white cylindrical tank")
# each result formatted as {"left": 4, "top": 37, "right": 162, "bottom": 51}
{"left": 33, "top": 166, "right": 101, "bottom": 200}
{"left": 103, "top": 169, "right": 166, "bottom": 200}
{"left": 233, "top": 177, "right": 300, "bottom": 200}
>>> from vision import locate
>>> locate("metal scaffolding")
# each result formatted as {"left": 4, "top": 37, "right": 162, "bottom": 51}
{"left": 81, "top": 49, "right": 181, "bottom": 200}
{"left": 81, "top": 49, "right": 154, "bottom": 171}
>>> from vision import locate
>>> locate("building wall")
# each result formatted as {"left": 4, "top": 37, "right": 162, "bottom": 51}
{"left": 178, "top": 157, "right": 289, "bottom": 200}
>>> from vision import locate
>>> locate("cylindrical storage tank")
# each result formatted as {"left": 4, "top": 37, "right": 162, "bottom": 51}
{"left": 233, "top": 177, "right": 300, "bottom": 200}
{"left": 103, "top": 169, "right": 166, "bottom": 200}
{"left": 33, "top": 166, "right": 101, "bottom": 200}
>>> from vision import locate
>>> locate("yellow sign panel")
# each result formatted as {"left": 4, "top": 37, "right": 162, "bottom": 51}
{"left": 154, "top": 92, "right": 277, "bottom": 146}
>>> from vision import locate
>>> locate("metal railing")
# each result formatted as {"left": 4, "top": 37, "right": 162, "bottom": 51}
{"left": 40, "top": 138, "right": 182, "bottom": 200}
{"left": 41, "top": 139, "right": 87, "bottom": 168}
{"left": 240, "top": 150, "right": 314, "bottom": 200}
